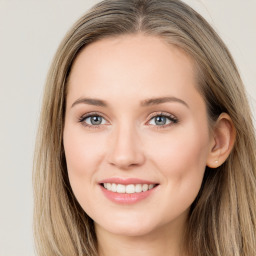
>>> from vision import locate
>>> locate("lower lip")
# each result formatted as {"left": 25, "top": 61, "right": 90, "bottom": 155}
{"left": 100, "top": 185, "right": 157, "bottom": 204}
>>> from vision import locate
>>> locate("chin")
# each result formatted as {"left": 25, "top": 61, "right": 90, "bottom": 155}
{"left": 95, "top": 213, "right": 159, "bottom": 237}
{"left": 101, "top": 225, "right": 156, "bottom": 237}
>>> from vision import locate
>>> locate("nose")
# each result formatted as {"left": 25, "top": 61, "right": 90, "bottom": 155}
{"left": 107, "top": 124, "right": 145, "bottom": 170}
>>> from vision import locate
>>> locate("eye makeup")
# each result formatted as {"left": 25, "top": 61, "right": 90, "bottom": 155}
{"left": 78, "top": 110, "right": 179, "bottom": 130}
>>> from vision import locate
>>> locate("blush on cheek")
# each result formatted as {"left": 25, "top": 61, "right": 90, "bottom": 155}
{"left": 151, "top": 129, "right": 208, "bottom": 198}
{"left": 64, "top": 129, "right": 105, "bottom": 177}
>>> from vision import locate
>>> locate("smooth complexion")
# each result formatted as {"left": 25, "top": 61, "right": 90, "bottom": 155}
{"left": 63, "top": 34, "right": 234, "bottom": 256}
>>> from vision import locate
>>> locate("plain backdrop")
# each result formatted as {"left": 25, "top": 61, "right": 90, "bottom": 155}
{"left": 0, "top": 0, "right": 255, "bottom": 255}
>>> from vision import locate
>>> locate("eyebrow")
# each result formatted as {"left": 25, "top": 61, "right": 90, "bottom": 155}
{"left": 71, "top": 96, "right": 189, "bottom": 108}
{"left": 141, "top": 97, "right": 189, "bottom": 108}
{"left": 71, "top": 98, "right": 107, "bottom": 108}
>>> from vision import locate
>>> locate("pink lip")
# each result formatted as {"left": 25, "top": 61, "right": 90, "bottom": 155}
{"left": 99, "top": 177, "right": 157, "bottom": 185}
{"left": 98, "top": 177, "right": 159, "bottom": 204}
{"left": 100, "top": 185, "right": 157, "bottom": 204}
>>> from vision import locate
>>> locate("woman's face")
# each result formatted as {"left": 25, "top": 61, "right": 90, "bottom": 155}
{"left": 64, "top": 34, "right": 213, "bottom": 237}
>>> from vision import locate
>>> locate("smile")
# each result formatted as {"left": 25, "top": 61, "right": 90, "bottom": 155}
{"left": 102, "top": 183, "right": 157, "bottom": 193}
{"left": 99, "top": 178, "right": 159, "bottom": 204}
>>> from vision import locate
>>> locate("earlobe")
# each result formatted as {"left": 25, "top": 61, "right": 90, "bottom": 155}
{"left": 206, "top": 113, "right": 236, "bottom": 168}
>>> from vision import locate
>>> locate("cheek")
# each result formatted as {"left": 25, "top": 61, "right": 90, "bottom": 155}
{"left": 63, "top": 125, "right": 106, "bottom": 204}
{"left": 145, "top": 123, "right": 210, "bottom": 205}
{"left": 150, "top": 122, "right": 209, "bottom": 173}
{"left": 166, "top": 135, "right": 208, "bottom": 174}
{"left": 64, "top": 126, "right": 105, "bottom": 175}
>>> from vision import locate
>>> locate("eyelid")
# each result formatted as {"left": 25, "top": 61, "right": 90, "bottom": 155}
{"left": 78, "top": 111, "right": 178, "bottom": 129}
{"left": 147, "top": 111, "right": 177, "bottom": 120}
{"left": 78, "top": 111, "right": 110, "bottom": 128}
{"left": 146, "top": 111, "right": 178, "bottom": 127}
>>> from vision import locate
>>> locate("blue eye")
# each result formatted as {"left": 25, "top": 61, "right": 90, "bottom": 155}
{"left": 151, "top": 116, "right": 169, "bottom": 125}
{"left": 148, "top": 114, "right": 177, "bottom": 126}
{"left": 79, "top": 114, "right": 107, "bottom": 126}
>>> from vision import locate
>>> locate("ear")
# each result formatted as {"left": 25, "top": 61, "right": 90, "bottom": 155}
{"left": 207, "top": 113, "right": 236, "bottom": 168}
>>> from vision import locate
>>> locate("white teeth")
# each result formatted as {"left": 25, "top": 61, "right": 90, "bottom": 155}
{"left": 142, "top": 184, "right": 149, "bottom": 192}
{"left": 111, "top": 183, "right": 117, "bottom": 192}
{"left": 117, "top": 184, "right": 126, "bottom": 193}
{"left": 103, "top": 183, "right": 156, "bottom": 193}
{"left": 135, "top": 184, "right": 142, "bottom": 193}
{"left": 126, "top": 184, "right": 135, "bottom": 194}
{"left": 107, "top": 183, "right": 112, "bottom": 190}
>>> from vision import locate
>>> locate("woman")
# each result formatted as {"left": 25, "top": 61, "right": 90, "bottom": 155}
{"left": 33, "top": 0, "right": 256, "bottom": 255}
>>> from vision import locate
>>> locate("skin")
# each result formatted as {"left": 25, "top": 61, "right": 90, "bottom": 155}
{"left": 63, "top": 34, "right": 234, "bottom": 256}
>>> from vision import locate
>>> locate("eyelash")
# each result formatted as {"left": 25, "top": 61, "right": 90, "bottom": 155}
{"left": 78, "top": 112, "right": 107, "bottom": 129}
{"left": 78, "top": 111, "right": 178, "bottom": 129}
{"left": 146, "top": 112, "right": 178, "bottom": 129}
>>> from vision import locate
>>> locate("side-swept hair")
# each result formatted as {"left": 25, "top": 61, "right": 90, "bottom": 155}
{"left": 33, "top": 1, "right": 256, "bottom": 255}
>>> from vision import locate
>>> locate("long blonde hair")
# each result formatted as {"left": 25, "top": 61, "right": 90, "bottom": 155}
{"left": 33, "top": 0, "right": 256, "bottom": 255}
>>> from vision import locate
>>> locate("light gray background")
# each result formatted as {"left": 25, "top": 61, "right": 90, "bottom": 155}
{"left": 0, "top": 1, "right": 255, "bottom": 255}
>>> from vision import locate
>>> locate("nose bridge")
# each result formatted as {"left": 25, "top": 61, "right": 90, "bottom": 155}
{"left": 107, "top": 120, "right": 145, "bottom": 169}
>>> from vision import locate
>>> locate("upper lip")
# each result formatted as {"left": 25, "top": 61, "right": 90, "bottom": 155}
{"left": 99, "top": 177, "right": 158, "bottom": 185}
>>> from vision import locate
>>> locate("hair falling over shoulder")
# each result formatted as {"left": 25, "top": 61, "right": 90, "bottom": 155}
{"left": 33, "top": 0, "right": 256, "bottom": 255}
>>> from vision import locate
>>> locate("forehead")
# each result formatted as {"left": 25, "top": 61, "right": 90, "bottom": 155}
{"left": 67, "top": 34, "right": 201, "bottom": 108}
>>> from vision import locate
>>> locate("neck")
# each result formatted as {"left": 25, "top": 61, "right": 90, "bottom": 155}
{"left": 95, "top": 214, "right": 188, "bottom": 256}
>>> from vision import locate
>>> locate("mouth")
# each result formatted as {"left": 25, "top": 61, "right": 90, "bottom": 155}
{"left": 100, "top": 183, "right": 158, "bottom": 194}
{"left": 98, "top": 178, "right": 159, "bottom": 204}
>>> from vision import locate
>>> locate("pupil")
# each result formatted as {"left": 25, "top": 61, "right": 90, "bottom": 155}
{"left": 91, "top": 116, "right": 102, "bottom": 125}
{"left": 155, "top": 116, "right": 166, "bottom": 125}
